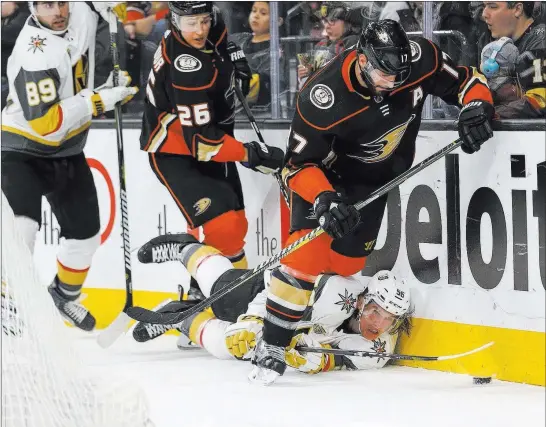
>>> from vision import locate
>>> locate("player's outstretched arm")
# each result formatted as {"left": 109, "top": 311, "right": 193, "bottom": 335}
{"left": 417, "top": 39, "right": 494, "bottom": 155}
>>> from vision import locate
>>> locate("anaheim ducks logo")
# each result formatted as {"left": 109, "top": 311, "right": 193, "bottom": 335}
{"left": 193, "top": 198, "right": 211, "bottom": 216}
{"left": 347, "top": 114, "right": 415, "bottom": 163}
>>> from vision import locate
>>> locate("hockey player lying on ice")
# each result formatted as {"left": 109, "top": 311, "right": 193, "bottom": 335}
{"left": 133, "top": 233, "right": 412, "bottom": 374}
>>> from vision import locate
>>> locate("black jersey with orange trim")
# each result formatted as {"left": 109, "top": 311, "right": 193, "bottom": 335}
{"left": 140, "top": 16, "right": 245, "bottom": 162}
{"left": 282, "top": 37, "right": 493, "bottom": 204}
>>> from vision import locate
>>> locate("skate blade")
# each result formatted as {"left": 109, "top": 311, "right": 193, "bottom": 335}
{"left": 176, "top": 333, "right": 201, "bottom": 350}
{"left": 248, "top": 365, "right": 280, "bottom": 386}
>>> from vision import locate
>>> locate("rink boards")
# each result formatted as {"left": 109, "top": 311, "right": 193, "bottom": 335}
{"left": 32, "top": 128, "right": 545, "bottom": 386}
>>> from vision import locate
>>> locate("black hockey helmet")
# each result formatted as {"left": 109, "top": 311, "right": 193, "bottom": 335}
{"left": 168, "top": 2, "right": 213, "bottom": 33}
{"left": 356, "top": 19, "right": 411, "bottom": 93}
{"left": 168, "top": 1, "right": 213, "bottom": 16}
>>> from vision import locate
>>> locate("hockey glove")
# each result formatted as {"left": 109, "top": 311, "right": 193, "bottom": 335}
{"left": 93, "top": 2, "right": 127, "bottom": 23}
{"left": 224, "top": 315, "right": 263, "bottom": 360}
{"left": 457, "top": 100, "right": 494, "bottom": 154}
{"left": 285, "top": 333, "right": 329, "bottom": 374}
{"left": 242, "top": 141, "right": 284, "bottom": 175}
{"left": 95, "top": 70, "right": 132, "bottom": 91}
{"left": 227, "top": 41, "right": 252, "bottom": 97}
{"left": 80, "top": 86, "right": 138, "bottom": 117}
{"left": 313, "top": 191, "right": 360, "bottom": 239}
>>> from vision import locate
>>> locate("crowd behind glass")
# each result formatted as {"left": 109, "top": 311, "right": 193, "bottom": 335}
{"left": 2, "top": 1, "right": 545, "bottom": 120}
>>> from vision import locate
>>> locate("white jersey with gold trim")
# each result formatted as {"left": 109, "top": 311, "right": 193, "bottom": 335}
{"left": 1, "top": 2, "right": 97, "bottom": 157}
{"left": 245, "top": 274, "right": 398, "bottom": 370}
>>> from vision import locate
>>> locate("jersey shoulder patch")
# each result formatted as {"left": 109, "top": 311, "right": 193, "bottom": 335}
{"left": 297, "top": 52, "right": 367, "bottom": 131}
{"left": 167, "top": 38, "right": 217, "bottom": 89}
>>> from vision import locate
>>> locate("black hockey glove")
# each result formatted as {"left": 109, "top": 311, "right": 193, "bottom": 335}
{"left": 227, "top": 41, "right": 252, "bottom": 97}
{"left": 457, "top": 101, "right": 494, "bottom": 154}
{"left": 313, "top": 191, "right": 360, "bottom": 239}
{"left": 243, "top": 141, "right": 284, "bottom": 175}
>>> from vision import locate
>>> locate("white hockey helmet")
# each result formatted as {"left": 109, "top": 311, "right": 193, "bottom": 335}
{"left": 362, "top": 270, "right": 410, "bottom": 317}
{"left": 28, "top": 1, "right": 73, "bottom": 36}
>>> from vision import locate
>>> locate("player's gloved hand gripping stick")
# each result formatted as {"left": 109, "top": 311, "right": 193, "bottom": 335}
{"left": 127, "top": 137, "right": 465, "bottom": 326}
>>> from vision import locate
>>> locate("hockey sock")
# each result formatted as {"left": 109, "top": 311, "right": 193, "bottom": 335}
{"left": 179, "top": 309, "right": 215, "bottom": 347}
{"left": 55, "top": 261, "right": 87, "bottom": 301}
{"left": 226, "top": 251, "right": 248, "bottom": 269}
{"left": 263, "top": 268, "right": 315, "bottom": 347}
{"left": 181, "top": 243, "right": 234, "bottom": 297}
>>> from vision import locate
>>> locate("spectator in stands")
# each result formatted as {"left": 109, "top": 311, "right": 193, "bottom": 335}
{"left": 378, "top": 1, "right": 422, "bottom": 31}
{"left": 435, "top": 2, "right": 477, "bottom": 66}
{"left": 480, "top": 37, "right": 521, "bottom": 105}
{"left": 479, "top": 1, "right": 545, "bottom": 53}
{"left": 229, "top": 1, "right": 286, "bottom": 107}
{"left": 1, "top": 2, "right": 29, "bottom": 109}
{"left": 297, "top": 2, "right": 362, "bottom": 85}
{"left": 121, "top": 2, "right": 169, "bottom": 113}
{"left": 124, "top": 1, "right": 169, "bottom": 44}
{"left": 478, "top": 1, "right": 546, "bottom": 118}
{"left": 481, "top": 38, "right": 546, "bottom": 118}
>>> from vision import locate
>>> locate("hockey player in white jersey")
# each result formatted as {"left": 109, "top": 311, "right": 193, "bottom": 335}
{"left": 1, "top": 1, "right": 137, "bottom": 331}
{"left": 134, "top": 233, "right": 412, "bottom": 375}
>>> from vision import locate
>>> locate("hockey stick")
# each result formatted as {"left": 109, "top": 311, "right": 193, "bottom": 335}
{"left": 97, "top": 12, "right": 134, "bottom": 348}
{"left": 298, "top": 341, "right": 494, "bottom": 362}
{"left": 126, "top": 136, "right": 463, "bottom": 325}
{"left": 233, "top": 84, "right": 289, "bottom": 205}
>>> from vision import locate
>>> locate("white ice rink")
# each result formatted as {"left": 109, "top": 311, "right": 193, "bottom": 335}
{"left": 81, "top": 333, "right": 545, "bottom": 427}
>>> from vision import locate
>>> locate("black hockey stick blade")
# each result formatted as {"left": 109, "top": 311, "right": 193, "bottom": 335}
{"left": 126, "top": 137, "right": 463, "bottom": 325}
{"left": 298, "top": 341, "right": 494, "bottom": 362}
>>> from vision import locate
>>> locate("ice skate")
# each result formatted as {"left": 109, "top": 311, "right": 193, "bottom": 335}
{"left": 48, "top": 277, "right": 96, "bottom": 331}
{"left": 248, "top": 339, "right": 286, "bottom": 385}
{"left": 132, "top": 293, "right": 200, "bottom": 342}
{"left": 137, "top": 233, "right": 200, "bottom": 264}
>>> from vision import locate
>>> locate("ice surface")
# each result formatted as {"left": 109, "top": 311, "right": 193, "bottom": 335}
{"left": 74, "top": 333, "right": 545, "bottom": 427}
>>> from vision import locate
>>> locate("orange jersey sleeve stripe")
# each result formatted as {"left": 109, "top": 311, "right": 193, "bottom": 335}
{"left": 288, "top": 166, "right": 335, "bottom": 203}
{"left": 191, "top": 134, "right": 246, "bottom": 163}
{"left": 213, "top": 135, "right": 246, "bottom": 162}
{"left": 462, "top": 83, "right": 494, "bottom": 105}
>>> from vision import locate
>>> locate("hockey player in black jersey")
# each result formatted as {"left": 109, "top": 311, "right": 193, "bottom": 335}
{"left": 250, "top": 20, "right": 495, "bottom": 384}
{"left": 140, "top": 2, "right": 284, "bottom": 269}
